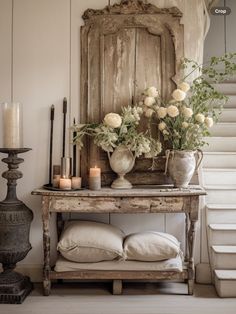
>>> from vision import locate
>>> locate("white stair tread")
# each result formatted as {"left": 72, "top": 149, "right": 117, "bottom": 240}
{"left": 207, "top": 204, "right": 236, "bottom": 210}
{"left": 209, "top": 223, "right": 236, "bottom": 231}
{"left": 212, "top": 245, "right": 236, "bottom": 253}
{"left": 204, "top": 168, "right": 236, "bottom": 172}
{"left": 205, "top": 184, "right": 236, "bottom": 190}
{"left": 215, "top": 270, "right": 236, "bottom": 280}
{"left": 203, "top": 152, "right": 236, "bottom": 155}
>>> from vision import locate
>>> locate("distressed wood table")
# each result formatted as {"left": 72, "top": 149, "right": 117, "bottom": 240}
{"left": 32, "top": 185, "right": 206, "bottom": 296}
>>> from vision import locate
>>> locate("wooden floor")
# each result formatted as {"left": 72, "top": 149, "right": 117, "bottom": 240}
{"left": 1, "top": 282, "right": 236, "bottom": 314}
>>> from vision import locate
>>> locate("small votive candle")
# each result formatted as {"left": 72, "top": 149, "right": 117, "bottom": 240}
{"left": 71, "top": 177, "right": 82, "bottom": 189}
{"left": 89, "top": 166, "right": 101, "bottom": 190}
{"left": 59, "top": 178, "right": 72, "bottom": 190}
{"left": 52, "top": 175, "right": 61, "bottom": 188}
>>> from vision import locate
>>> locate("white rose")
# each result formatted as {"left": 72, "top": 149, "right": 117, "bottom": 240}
{"left": 145, "top": 108, "right": 154, "bottom": 118}
{"left": 195, "top": 113, "right": 205, "bottom": 124}
{"left": 172, "top": 89, "right": 186, "bottom": 102}
{"left": 183, "top": 107, "right": 193, "bottom": 118}
{"left": 146, "top": 86, "right": 159, "bottom": 97}
{"left": 167, "top": 105, "right": 179, "bottom": 118}
{"left": 104, "top": 113, "right": 122, "bottom": 128}
{"left": 144, "top": 96, "right": 156, "bottom": 107}
{"left": 179, "top": 82, "right": 190, "bottom": 93}
{"left": 182, "top": 122, "right": 189, "bottom": 128}
{"left": 205, "top": 117, "right": 214, "bottom": 128}
{"left": 157, "top": 107, "right": 167, "bottom": 119}
{"left": 158, "top": 122, "right": 166, "bottom": 131}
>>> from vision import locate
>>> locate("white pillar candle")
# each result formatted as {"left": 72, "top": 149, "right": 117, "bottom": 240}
{"left": 71, "top": 177, "right": 82, "bottom": 189}
{"left": 89, "top": 166, "right": 101, "bottom": 190}
{"left": 2, "top": 102, "right": 23, "bottom": 148}
{"left": 59, "top": 178, "right": 72, "bottom": 190}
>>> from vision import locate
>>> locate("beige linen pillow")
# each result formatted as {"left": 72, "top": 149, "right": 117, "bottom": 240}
{"left": 124, "top": 231, "right": 181, "bottom": 262}
{"left": 57, "top": 221, "right": 125, "bottom": 263}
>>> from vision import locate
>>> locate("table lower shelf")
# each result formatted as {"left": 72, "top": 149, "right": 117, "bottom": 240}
{"left": 49, "top": 269, "right": 188, "bottom": 281}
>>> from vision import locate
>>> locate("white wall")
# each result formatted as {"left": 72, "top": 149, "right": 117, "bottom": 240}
{"left": 0, "top": 0, "right": 210, "bottom": 281}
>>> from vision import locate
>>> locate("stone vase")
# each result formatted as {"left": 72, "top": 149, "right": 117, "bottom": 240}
{"left": 165, "top": 150, "right": 203, "bottom": 188}
{"left": 108, "top": 145, "right": 135, "bottom": 189}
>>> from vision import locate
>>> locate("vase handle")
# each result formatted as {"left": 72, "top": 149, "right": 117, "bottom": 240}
{"left": 164, "top": 150, "right": 171, "bottom": 175}
{"left": 196, "top": 149, "right": 203, "bottom": 171}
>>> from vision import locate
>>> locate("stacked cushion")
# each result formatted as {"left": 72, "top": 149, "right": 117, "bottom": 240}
{"left": 57, "top": 221, "right": 125, "bottom": 263}
{"left": 58, "top": 221, "right": 182, "bottom": 263}
{"left": 123, "top": 231, "right": 181, "bottom": 261}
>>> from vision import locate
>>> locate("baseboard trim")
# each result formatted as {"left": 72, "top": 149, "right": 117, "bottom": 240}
{"left": 0, "top": 264, "right": 43, "bottom": 283}
{"left": 196, "top": 263, "right": 212, "bottom": 284}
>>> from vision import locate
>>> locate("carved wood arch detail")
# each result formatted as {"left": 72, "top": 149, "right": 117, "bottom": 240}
{"left": 83, "top": 0, "right": 182, "bottom": 20}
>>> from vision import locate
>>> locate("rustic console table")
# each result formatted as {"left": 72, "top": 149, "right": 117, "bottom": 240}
{"left": 32, "top": 185, "right": 206, "bottom": 296}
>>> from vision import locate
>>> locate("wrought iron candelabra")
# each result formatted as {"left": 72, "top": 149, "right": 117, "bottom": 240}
{"left": 0, "top": 148, "right": 33, "bottom": 304}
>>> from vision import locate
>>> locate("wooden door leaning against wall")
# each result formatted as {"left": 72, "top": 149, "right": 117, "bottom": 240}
{"left": 80, "top": 0, "right": 184, "bottom": 186}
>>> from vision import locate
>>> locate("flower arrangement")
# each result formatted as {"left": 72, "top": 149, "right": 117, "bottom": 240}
{"left": 73, "top": 105, "right": 162, "bottom": 158}
{"left": 142, "top": 53, "right": 236, "bottom": 151}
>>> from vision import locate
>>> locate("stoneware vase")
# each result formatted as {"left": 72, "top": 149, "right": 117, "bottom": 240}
{"left": 108, "top": 145, "right": 135, "bottom": 189}
{"left": 165, "top": 150, "right": 203, "bottom": 188}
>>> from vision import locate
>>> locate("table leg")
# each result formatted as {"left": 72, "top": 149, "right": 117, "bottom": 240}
{"left": 187, "top": 196, "right": 199, "bottom": 295}
{"left": 113, "top": 280, "right": 122, "bottom": 295}
{"left": 42, "top": 196, "right": 51, "bottom": 296}
{"left": 188, "top": 220, "right": 197, "bottom": 295}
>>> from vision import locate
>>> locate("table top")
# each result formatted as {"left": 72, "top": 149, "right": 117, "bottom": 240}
{"left": 32, "top": 185, "right": 206, "bottom": 197}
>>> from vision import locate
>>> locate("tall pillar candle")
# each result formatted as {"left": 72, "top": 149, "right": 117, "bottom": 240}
{"left": 89, "top": 167, "right": 101, "bottom": 190}
{"left": 2, "top": 102, "right": 23, "bottom": 148}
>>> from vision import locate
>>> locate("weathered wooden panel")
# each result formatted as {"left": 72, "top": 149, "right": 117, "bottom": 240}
{"left": 135, "top": 28, "right": 162, "bottom": 99}
{"left": 80, "top": 0, "right": 184, "bottom": 186}
{"left": 103, "top": 28, "right": 136, "bottom": 113}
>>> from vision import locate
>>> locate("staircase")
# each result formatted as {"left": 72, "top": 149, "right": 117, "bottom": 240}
{"left": 202, "top": 82, "right": 236, "bottom": 298}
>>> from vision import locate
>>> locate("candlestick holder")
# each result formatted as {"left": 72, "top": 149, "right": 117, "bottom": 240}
{"left": 0, "top": 148, "right": 33, "bottom": 304}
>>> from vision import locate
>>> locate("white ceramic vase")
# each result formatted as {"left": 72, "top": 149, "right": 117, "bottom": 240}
{"left": 108, "top": 145, "right": 135, "bottom": 189}
{"left": 165, "top": 150, "right": 203, "bottom": 188}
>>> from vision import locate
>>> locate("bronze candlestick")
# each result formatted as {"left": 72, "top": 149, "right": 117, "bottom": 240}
{"left": 0, "top": 148, "right": 33, "bottom": 304}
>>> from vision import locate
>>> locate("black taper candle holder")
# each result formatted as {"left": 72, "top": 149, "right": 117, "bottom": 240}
{"left": 0, "top": 148, "right": 33, "bottom": 304}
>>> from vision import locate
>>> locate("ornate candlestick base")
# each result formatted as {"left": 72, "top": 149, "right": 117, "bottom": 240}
{"left": 0, "top": 148, "right": 33, "bottom": 304}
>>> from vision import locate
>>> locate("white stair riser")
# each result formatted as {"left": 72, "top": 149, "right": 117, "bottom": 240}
{"left": 213, "top": 83, "right": 236, "bottom": 95}
{"left": 215, "top": 277, "right": 236, "bottom": 297}
{"left": 209, "top": 229, "right": 236, "bottom": 245}
{"left": 203, "top": 171, "right": 236, "bottom": 185}
{"left": 226, "top": 95, "right": 236, "bottom": 108}
{"left": 207, "top": 209, "right": 236, "bottom": 224}
{"left": 206, "top": 190, "right": 236, "bottom": 204}
{"left": 212, "top": 252, "right": 236, "bottom": 269}
{"left": 203, "top": 138, "right": 236, "bottom": 152}
{"left": 203, "top": 154, "right": 236, "bottom": 168}
{"left": 219, "top": 110, "right": 236, "bottom": 122}
{"left": 211, "top": 124, "right": 236, "bottom": 137}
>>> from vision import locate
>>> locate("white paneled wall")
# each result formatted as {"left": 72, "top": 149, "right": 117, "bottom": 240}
{"left": 0, "top": 0, "right": 216, "bottom": 280}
